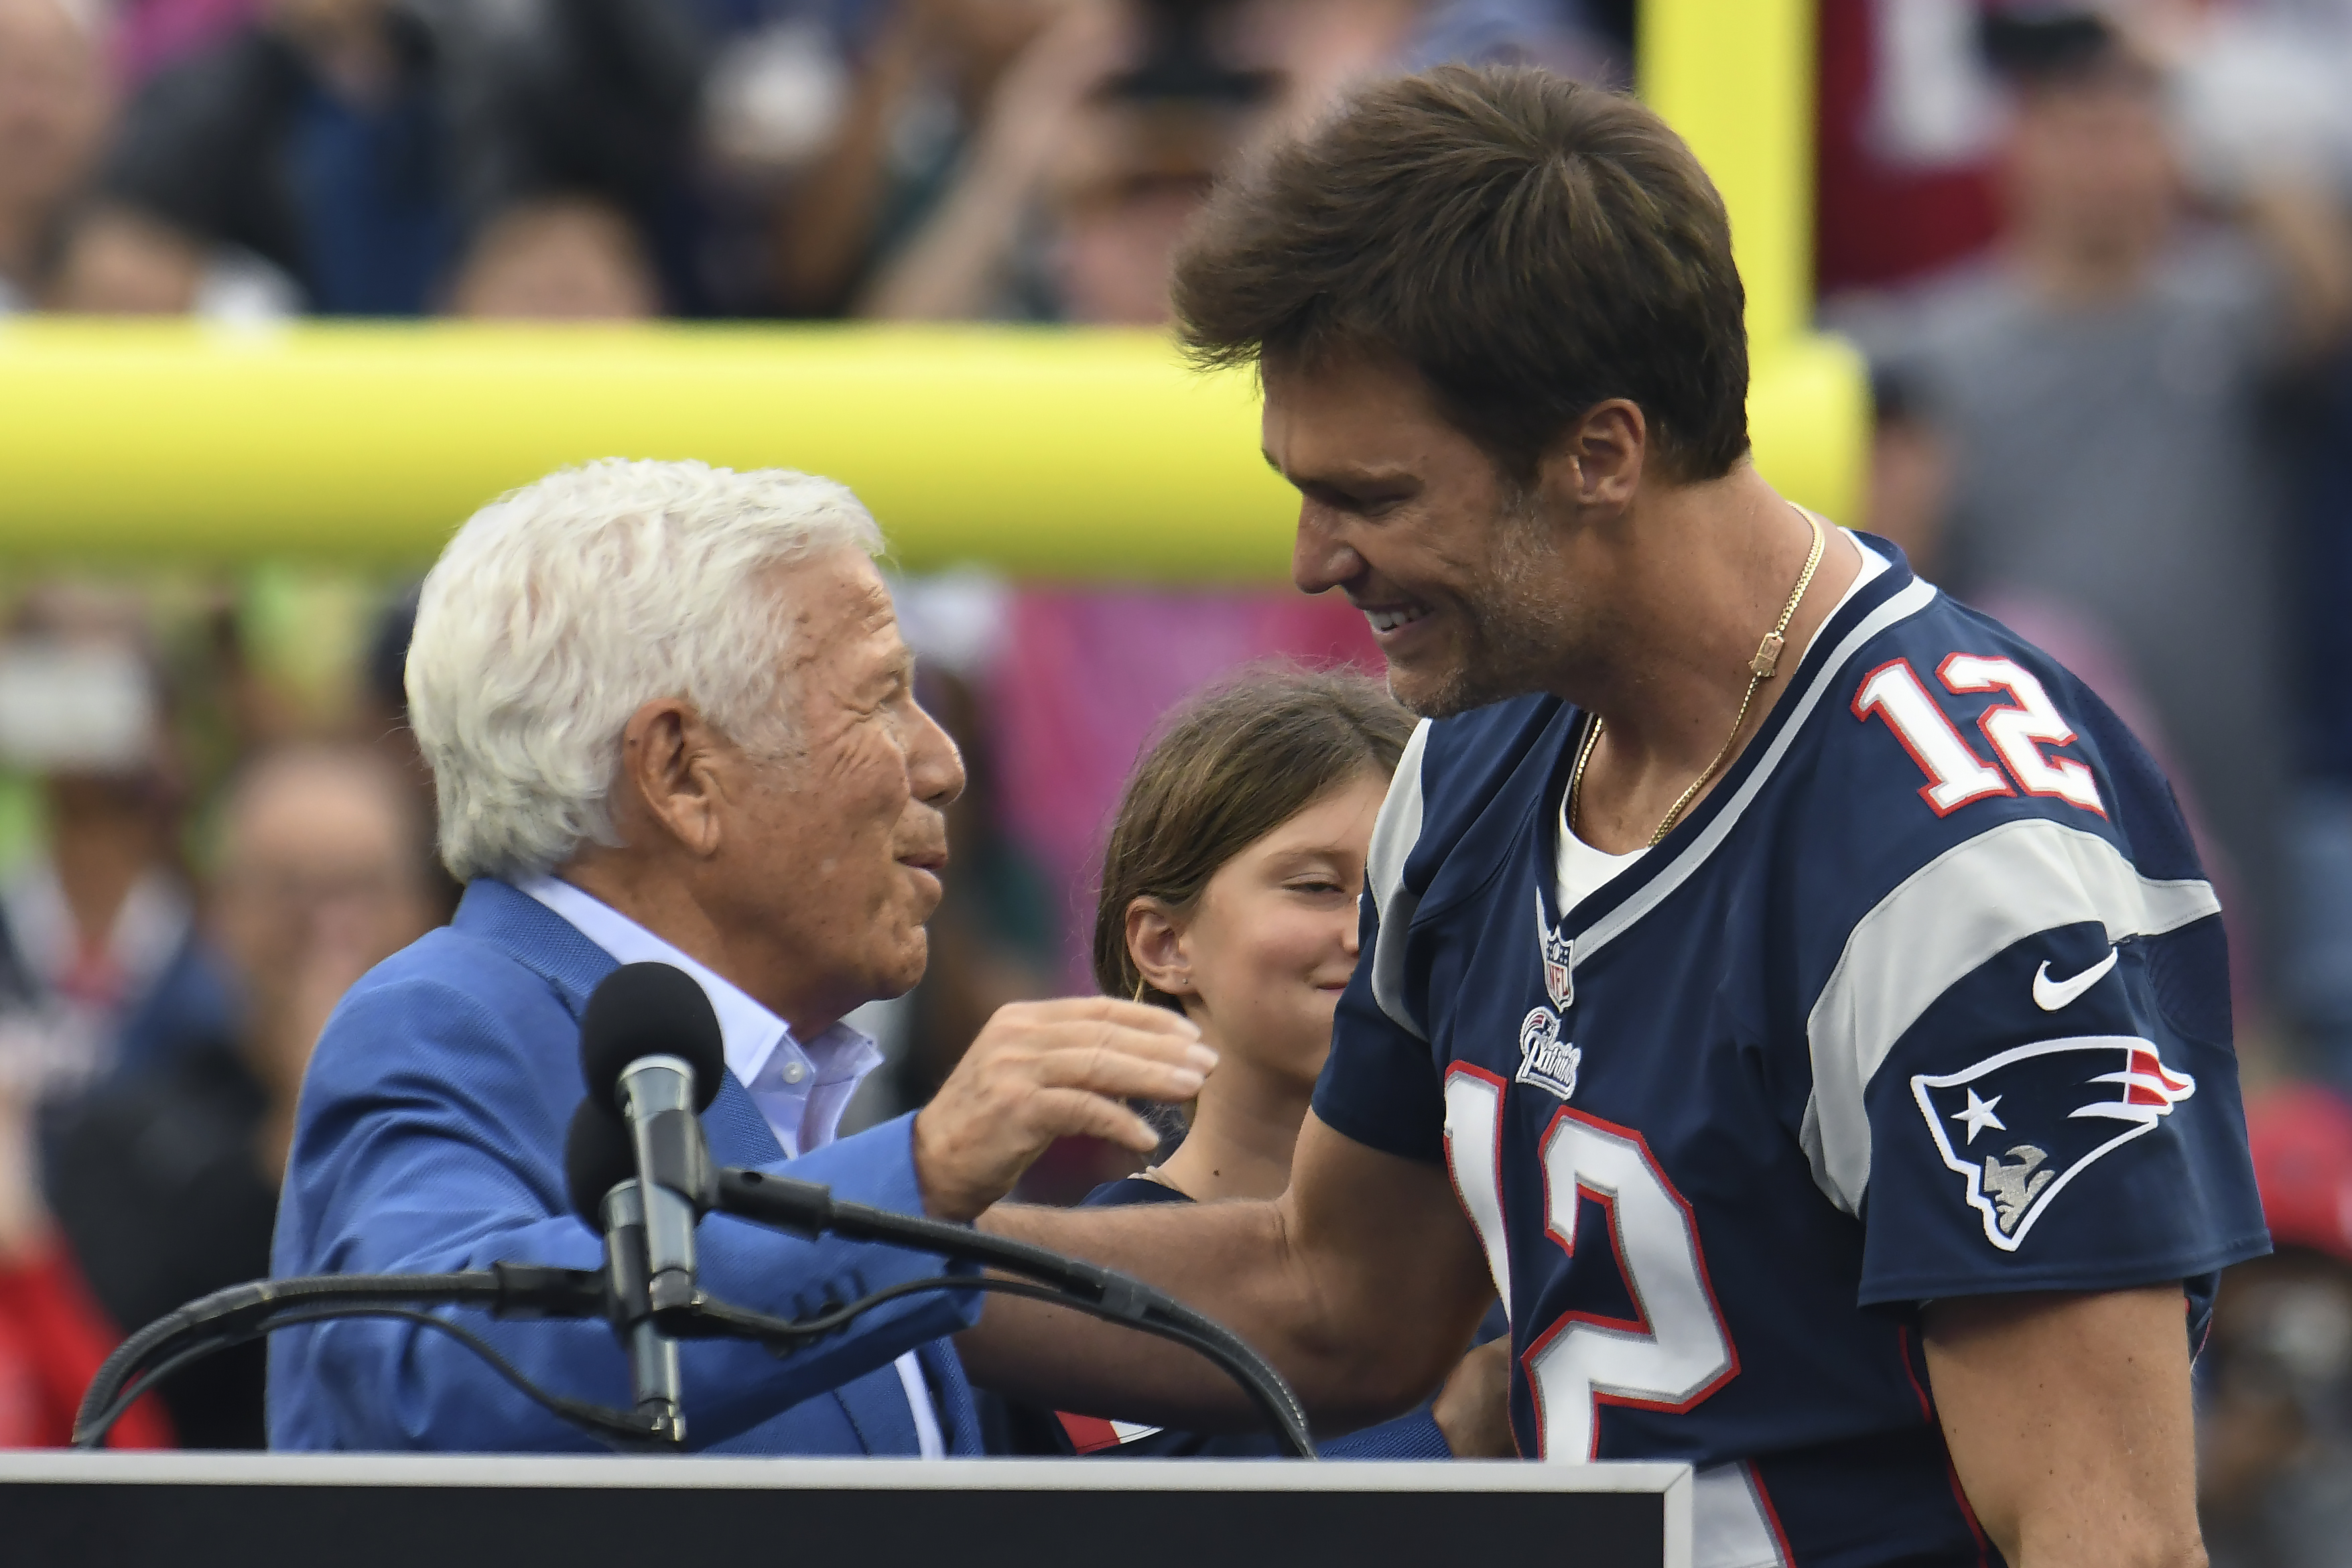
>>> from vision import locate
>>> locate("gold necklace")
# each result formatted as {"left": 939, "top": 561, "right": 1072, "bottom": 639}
{"left": 1569, "top": 508, "right": 1827, "bottom": 849}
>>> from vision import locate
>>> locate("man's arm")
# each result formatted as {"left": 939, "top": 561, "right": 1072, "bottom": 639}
{"left": 275, "top": 978, "right": 980, "bottom": 1451}
{"left": 275, "top": 982, "right": 1207, "bottom": 1451}
{"left": 1924, "top": 1286, "right": 2205, "bottom": 1568}
{"left": 961, "top": 1113, "right": 1495, "bottom": 1433}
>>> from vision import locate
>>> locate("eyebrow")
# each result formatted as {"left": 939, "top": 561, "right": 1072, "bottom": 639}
{"left": 1264, "top": 844, "right": 1355, "bottom": 873}
{"left": 1262, "top": 450, "right": 1419, "bottom": 492}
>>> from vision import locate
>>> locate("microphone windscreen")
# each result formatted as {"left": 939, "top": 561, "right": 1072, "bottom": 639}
{"left": 564, "top": 1099, "right": 639, "bottom": 1226}
{"left": 579, "top": 962, "right": 725, "bottom": 1112}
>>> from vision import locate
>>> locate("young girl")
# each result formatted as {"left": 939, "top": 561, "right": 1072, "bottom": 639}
{"left": 1012, "top": 665, "right": 1511, "bottom": 1459}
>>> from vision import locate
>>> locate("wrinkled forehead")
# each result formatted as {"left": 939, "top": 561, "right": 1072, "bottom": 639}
{"left": 773, "top": 547, "right": 909, "bottom": 675}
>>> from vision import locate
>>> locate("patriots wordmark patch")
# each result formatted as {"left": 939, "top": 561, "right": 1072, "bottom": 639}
{"left": 1910, "top": 1035, "right": 2196, "bottom": 1251}
{"left": 1516, "top": 1006, "right": 1581, "bottom": 1102}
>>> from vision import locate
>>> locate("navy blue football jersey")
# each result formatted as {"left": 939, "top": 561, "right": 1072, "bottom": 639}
{"left": 1312, "top": 536, "right": 2268, "bottom": 1568}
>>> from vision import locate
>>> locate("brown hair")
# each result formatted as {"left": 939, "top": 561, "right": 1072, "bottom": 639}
{"left": 1171, "top": 64, "right": 1749, "bottom": 485}
{"left": 1094, "top": 665, "right": 1415, "bottom": 1009}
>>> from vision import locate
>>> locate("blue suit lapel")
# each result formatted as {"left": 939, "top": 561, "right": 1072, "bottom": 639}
{"left": 919, "top": 1340, "right": 984, "bottom": 1454}
{"left": 465, "top": 878, "right": 967, "bottom": 1457}
{"left": 702, "top": 1073, "right": 783, "bottom": 1164}
{"left": 706, "top": 1056, "right": 938, "bottom": 1454}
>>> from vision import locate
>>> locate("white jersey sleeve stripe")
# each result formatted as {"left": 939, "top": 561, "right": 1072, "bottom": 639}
{"left": 1365, "top": 719, "right": 1433, "bottom": 1041}
{"left": 1801, "top": 816, "right": 2221, "bottom": 1214}
{"left": 1692, "top": 1462, "right": 1790, "bottom": 1568}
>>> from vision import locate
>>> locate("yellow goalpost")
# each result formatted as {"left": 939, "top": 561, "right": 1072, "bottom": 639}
{"left": 0, "top": 0, "right": 1860, "bottom": 576}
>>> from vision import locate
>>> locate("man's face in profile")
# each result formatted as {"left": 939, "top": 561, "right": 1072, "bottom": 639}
{"left": 708, "top": 550, "right": 966, "bottom": 1026}
{"left": 1263, "top": 352, "right": 1573, "bottom": 718}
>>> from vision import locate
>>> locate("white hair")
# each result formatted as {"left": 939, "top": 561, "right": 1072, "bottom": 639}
{"left": 407, "top": 458, "right": 884, "bottom": 884}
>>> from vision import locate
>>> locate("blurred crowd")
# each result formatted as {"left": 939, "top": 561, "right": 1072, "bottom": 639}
{"left": 0, "top": 0, "right": 2350, "bottom": 1559}
{"left": 0, "top": 0, "right": 1628, "bottom": 320}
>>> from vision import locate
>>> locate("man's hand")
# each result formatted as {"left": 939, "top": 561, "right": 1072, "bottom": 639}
{"left": 1431, "top": 1337, "right": 1518, "bottom": 1457}
{"left": 1924, "top": 1285, "right": 2205, "bottom": 1568}
{"left": 912, "top": 997, "right": 1214, "bottom": 1221}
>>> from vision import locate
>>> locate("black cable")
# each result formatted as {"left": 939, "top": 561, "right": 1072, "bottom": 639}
{"left": 77, "top": 1272, "right": 511, "bottom": 1440}
{"left": 74, "top": 1268, "right": 600, "bottom": 1447}
{"left": 734, "top": 1279, "right": 1317, "bottom": 1457}
{"left": 713, "top": 1168, "right": 1316, "bottom": 1455}
{"left": 80, "top": 1337, "right": 246, "bottom": 1446}
{"left": 681, "top": 1272, "right": 1313, "bottom": 1458}
{"left": 78, "top": 1191, "right": 1314, "bottom": 1457}
{"left": 80, "top": 1274, "right": 1317, "bottom": 1457}
{"left": 76, "top": 1305, "right": 660, "bottom": 1451}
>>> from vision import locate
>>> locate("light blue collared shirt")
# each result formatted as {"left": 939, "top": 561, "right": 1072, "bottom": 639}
{"left": 517, "top": 874, "right": 943, "bottom": 1458}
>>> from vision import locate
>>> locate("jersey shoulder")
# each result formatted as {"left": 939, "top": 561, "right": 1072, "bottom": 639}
{"left": 1799, "top": 581, "right": 2206, "bottom": 897}
{"left": 1372, "top": 695, "right": 1571, "bottom": 916}
{"left": 1788, "top": 580, "right": 2247, "bottom": 1251}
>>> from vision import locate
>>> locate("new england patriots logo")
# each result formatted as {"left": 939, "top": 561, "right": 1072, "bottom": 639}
{"left": 1910, "top": 1035, "right": 2196, "bottom": 1251}
{"left": 1517, "top": 893, "right": 1579, "bottom": 1100}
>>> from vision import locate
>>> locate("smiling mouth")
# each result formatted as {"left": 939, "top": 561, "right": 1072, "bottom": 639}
{"left": 1362, "top": 603, "right": 1433, "bottom": 635}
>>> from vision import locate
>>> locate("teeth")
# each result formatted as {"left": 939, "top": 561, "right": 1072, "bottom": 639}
{"left": 1365, "top": 606, "right": 1428, "bottom": 633}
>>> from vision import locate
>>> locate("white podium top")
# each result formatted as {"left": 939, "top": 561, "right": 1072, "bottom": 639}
{"left": 0, "top": 1449, "right": 1690, "bottom": 1494}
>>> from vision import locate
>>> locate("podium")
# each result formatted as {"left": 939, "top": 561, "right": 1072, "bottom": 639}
{"left": 0, "top": 1452, "right": 1691, "bottom": 1567}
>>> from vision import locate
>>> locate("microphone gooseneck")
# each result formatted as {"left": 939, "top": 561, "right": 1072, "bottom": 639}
{"left": 574, "top": 964, "right": 726, "bottom": 1441}
{"left": 78, "top": 962, "right": 1315, "bottom": 1457}
{"left": 600, "top": 1180, "right": 683, "bottom": 1442}
{"left": 578, "top": 964, "right": 720, "bottom": 1329}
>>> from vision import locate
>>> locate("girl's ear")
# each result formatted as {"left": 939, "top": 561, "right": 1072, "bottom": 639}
{"left": 1126, "top": 897, "right": 1197, "bottom": 1000}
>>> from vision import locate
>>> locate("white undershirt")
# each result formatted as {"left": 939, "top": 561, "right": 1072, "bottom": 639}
{"left": 1554, "top": 531, "right": 1889, "bottom": 915}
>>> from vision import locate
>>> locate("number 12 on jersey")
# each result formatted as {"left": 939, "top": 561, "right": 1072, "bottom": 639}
{"left": 1445, "top": 1066, "right": 1738, "bottom": 1459}
{"left": 1853, "top": 655, "right": 2106, "bottom": 817}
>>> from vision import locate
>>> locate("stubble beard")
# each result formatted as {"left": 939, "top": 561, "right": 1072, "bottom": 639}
{"left": 1391, "top": 493, "right": 1576, "bottom": 720}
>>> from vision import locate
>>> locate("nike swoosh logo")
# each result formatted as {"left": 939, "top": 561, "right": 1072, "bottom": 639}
{"left": 2032, "top": 948, "right": 2119, "bottom": 1011}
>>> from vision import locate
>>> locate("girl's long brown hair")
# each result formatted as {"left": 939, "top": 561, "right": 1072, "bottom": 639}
{"left": 1092, "top": 663, "right": 1415, "bottom": 1009}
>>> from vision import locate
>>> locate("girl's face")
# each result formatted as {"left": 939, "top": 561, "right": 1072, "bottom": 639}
{"left": 1167, "top": 772, "right": 1388, "bottom": 1092}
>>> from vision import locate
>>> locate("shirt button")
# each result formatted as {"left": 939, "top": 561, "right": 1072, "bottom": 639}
{"left": 779, "top": 1060, "right": 807, "bottom": 1086}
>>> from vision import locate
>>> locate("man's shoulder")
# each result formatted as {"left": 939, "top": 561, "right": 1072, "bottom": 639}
{"left": 344, "top": 921, "right": 567, "bottom": 1016}
{"left": 1803, "top": 585, "right": 2202, "bottom": 884}
{"left": 1780, "top": 589, "right": 2225, "bottom": 1081}
{"left": 308, "top": 923, "right": 581, "bottom": 1100}
{"left": 1383, "top": 696, "right": 1571, "bottom": 909}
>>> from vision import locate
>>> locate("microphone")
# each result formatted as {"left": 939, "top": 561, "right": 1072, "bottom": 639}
{"left": 579, "top": 964, "right": 722, "bottom": 1325}
{"left": 565, "top": 1101, "right": 682, "bottom": 1441}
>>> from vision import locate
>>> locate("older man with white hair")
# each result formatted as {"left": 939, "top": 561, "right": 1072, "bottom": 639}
{"left": 269, "top": 459, "right": 1210, "bottom": 1453}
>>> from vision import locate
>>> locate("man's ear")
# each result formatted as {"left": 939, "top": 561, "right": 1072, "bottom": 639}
{"left": 1125, "top": 897, "right": 1196, "bottom": 1000}
{"left": 615, "top": 698, "right": 730, "bottom": 859}
{"left": 1539, "top": 398, "right": 1647, "bottom": 512}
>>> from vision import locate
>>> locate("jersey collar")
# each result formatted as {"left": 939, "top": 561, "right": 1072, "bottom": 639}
{"left": 1537, "top": 533, "right": 1935, "bottom": 968}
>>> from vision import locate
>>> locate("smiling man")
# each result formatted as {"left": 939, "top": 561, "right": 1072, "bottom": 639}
{"left": 960, "top": 65, "right": 2268, "bottom": 1567}
{"left": 270, "top": 458, "right": 1208, "bottom": 1453}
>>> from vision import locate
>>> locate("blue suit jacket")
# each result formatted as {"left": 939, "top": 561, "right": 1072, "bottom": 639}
{"left": 269, "top": 878, "right": 984, "bottom": 1454}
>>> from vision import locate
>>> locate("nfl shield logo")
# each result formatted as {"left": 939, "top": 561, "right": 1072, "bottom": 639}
{"left": 1542, "top": 924, "right": 1574, "bottom": 1012}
